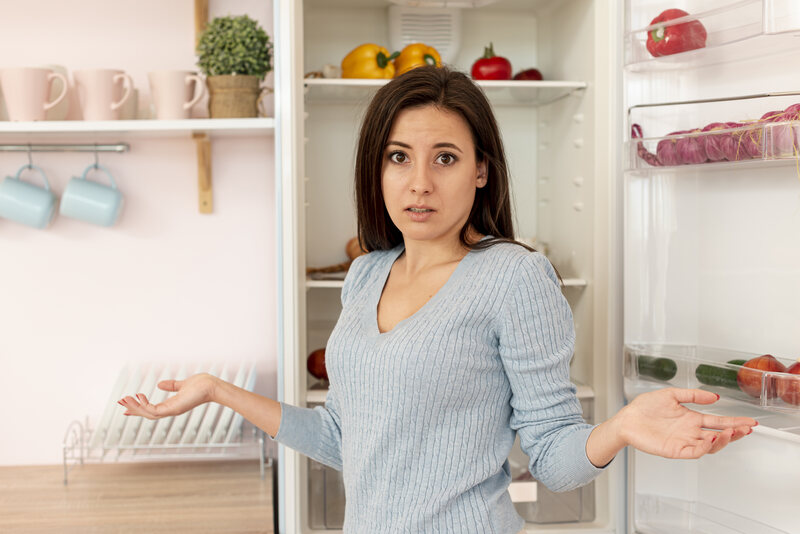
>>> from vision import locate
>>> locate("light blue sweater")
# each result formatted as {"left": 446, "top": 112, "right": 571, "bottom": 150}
{"left": 272, "top": 239, "right": 606, "bottom": 533}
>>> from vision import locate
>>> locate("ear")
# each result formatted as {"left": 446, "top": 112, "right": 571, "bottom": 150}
{"left": 476, "top": 161, "right": 488, "bottom": 188}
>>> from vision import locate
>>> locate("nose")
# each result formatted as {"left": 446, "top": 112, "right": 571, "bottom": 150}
{"left": 409, "top": 164, "right": 433, "bottom": 195}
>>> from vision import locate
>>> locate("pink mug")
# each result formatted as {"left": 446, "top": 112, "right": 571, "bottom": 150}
{"left": 0, "top": 67, "right": 68, "bottom": 121}
{"left": 74, "top": 69, "right": 134, "bottom": 121}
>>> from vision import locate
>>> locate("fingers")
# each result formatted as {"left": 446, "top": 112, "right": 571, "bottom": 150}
{"left": 118, "top": 394, "right": 166, "bottom": 420}
{"left": 670, "top": 388, "right": 721, "bottom": 405}
{"left": 158, "top": 379, "right": 182, "bottom": 392}
{"left": 700, "top": 413, "right": 758, "bottom": 430}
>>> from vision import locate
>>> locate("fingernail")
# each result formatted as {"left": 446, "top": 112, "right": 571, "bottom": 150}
{"left": 747, "top": 428, "right": 753, "bottom": 435}
{"left": 712, "top": 436, "right": 717, "bottom": 443}
{"left": 715, "top": 393, "right": 720, "bottom": 400}
{"left": 754, "top": 421, "right": 759, "bottom": 426}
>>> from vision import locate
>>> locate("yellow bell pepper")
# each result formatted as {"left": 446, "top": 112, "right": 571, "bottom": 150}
{"left": 394, "top": 43, "right": 442, "bottom": 77}
{"left": 341, "top": 44, "right": 399, "bottom": 79}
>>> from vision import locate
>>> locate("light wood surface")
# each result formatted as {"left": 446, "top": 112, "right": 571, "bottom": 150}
{"left": 0, "top": 460, "right": 274, "bottom": 533}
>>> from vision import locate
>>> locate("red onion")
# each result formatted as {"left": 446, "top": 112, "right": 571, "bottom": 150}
{"left": 675, "top": 129, "right": 707, "bottom": 164}
{"left": 701, "top": 122, "right": 728, "bottom": 162}
{"left": 656, "top": 131, "right": 685, "bottom": 165}
{"left": 720, "top": 122, "right": 745, "bottom": 161}
{"left": 736, "top": 122, "right": 764, "bottom": 159}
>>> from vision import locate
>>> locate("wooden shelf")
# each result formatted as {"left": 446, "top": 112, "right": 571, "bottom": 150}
{"left": 0, "top": 118, "right": 275, "bottom": 138}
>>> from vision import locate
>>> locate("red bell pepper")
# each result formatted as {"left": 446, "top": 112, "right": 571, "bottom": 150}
{"left": 646, "top": 9, "right": 707, "bottom": 57}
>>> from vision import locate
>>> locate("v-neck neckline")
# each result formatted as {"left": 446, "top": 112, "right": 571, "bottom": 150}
{"left": 371, "top": 237, "right": 489, "bottom": 337}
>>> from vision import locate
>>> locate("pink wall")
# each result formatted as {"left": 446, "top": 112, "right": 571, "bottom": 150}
{"left": 0, "top": 0, "right": 278, "bottom": 465}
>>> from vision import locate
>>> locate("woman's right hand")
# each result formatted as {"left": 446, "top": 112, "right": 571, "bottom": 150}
{"left": 118, "top": 373, "right": 218, "bottom": 420}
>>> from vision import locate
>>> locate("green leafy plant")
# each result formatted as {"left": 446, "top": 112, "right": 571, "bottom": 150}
{"left": 196, "top": 15, "right": 273, "bottom": 78}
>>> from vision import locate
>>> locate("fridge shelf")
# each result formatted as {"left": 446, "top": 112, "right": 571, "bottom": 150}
{"left": 625, "top": 90, "right": 800, "bottom": 171}
{"left": 624, "top": 344, "right": 800, "bottom": 424}
{"left": 625, "top": 0, "right": 800, "bottom": 72}
{"left": 634, "top": 494, "right": 791, "bottom": 534}
{"left": 303, "top": 78, "right": 586, "bottom": 106}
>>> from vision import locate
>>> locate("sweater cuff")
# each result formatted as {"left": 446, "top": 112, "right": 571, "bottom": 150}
{"left": 571, "top": 425, "right": 612, "bottom": 481}
{"left": 269, "top": 402, "right": 319, "bottom": 458}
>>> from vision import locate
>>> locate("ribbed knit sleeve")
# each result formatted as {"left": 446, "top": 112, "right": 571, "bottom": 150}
{"left": 497, "top": 252, "right": 607, "bottom": 492}
{"left": 267, "top": 256, "right": 372, "bottom": 471}
{"left": 271, "top": 392, "right": 344, "bottom": 471}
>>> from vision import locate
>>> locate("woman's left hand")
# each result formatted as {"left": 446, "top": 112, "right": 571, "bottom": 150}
{"left": 617, "top": 388, "right": 757, "bottom": 459}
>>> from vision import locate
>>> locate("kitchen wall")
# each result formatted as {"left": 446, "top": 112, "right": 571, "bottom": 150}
{"left": 0, "top": 0, "right": 277, "bottom": 465}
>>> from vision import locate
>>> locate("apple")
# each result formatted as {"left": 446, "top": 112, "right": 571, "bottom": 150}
{"left": 778, "top": 359, "right": 800, "bottom": 406}
{"left": 307, "top": 348, "right": 328, "bottom": 381}
{"left": 513, "top": 68, "right": 543, "bottom": 81}
{"left": 736, "top": 354, "right": 786, "bottom": 398}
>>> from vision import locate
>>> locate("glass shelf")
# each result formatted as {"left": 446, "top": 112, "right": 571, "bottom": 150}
{"left": 303, "top": 78, "right": 586, "bottom": 106}
{"left": 625, "top": 0, "right": 800, "bottom": 72}
{"left": 624, "top": 344, "right": 800, "bottom": 427}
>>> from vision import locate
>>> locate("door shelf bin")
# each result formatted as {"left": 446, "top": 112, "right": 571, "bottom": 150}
{"left": 625, "top": 0, "right": 800, "bottom": 71}
{"left": 626, "top": 91, "right": 800, "bottom": 171}
{"left": 624, "top": 344, "right": 800, "bottom": 417}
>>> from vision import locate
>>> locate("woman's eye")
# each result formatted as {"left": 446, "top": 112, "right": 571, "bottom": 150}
{"left": 436, "top": 153, "right": 457, "bottom": 165}
{"left": 389, "top": 151, "right": 407, "bottom": 164}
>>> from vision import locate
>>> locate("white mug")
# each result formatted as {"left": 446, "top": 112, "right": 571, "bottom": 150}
{"left": 148, "top": 70, "right": 205, "bottom": 120}
{"left": 74, "top": 68, "right": 133, "bottom": 121}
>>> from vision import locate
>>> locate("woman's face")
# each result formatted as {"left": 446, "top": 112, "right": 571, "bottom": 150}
{"left": 381, "top": 105, "right": 487, "bottom": 246}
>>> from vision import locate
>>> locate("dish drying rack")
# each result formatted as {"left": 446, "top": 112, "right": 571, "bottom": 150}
{"left": 62, "top": 361, "right": 270, "bottom": 485}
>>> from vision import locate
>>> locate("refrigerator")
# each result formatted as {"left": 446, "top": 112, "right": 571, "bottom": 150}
{"left": 273, "top": 0, "right": 800, "bottom": 532}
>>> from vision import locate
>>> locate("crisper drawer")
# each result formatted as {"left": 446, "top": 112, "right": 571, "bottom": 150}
{"left": 308, "top": 389, "right": 595, "bottom": 528}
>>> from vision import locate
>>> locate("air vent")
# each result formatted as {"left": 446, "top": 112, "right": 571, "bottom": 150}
{"left": 388, "top": 5, "right": 462, "bottom": 64}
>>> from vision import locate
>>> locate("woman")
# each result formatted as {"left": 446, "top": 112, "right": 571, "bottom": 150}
{"left": 119, "top": 66, "right": 756, "bottom": 533}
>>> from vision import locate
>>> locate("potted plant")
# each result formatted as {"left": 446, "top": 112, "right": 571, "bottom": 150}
{"left": 196, "top": 14, "right": 273, "bottom": 118}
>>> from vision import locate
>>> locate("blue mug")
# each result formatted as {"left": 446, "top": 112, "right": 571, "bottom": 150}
{"left": 59, "top": 164, "right": 123, "bottom": 227}
{"left": 0, "top": 164, "right": 57, "bottom": 228}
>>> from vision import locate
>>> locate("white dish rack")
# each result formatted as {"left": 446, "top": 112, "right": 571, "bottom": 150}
{"left": 62, "top": 361, "right": 269, "bottom": 485}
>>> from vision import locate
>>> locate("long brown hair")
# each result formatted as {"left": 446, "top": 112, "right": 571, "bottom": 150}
{"left": 354, "top": 65, "right": 533, "bottom": 254}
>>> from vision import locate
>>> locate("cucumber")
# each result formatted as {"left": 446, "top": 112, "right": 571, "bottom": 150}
{"left": 695, "top": 359, "right": 747, "bottom": 389}
{"left": 637, "top": 356, "right": 678, "bottom": 381}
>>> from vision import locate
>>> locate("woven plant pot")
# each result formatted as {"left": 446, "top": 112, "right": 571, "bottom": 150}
{"left": 207, "top": 75, "right": 261, "bottom": 118}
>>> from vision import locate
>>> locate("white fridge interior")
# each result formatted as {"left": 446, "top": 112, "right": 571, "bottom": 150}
{"left": 623, "top": 1, "right": 800, "bottom": 533}
{"left": 291, "top": 0, "right": 620, "bottom": 531}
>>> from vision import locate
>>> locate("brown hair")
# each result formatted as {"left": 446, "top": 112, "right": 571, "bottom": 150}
{"left": 354, "top": 65, "right": 534, "bottom": 254}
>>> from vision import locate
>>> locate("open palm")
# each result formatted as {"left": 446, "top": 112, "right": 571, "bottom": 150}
{"left": 622, "top": 388, "right": 757, "bottom": 458}
{"left": 118, "top": 373, "right": 217, "bottom": 420}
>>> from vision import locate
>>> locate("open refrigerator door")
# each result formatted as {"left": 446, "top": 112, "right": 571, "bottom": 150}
{"left": 622, "top": 1, "right": 800, "bottom": 533}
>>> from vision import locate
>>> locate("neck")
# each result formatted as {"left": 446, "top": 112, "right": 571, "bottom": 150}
{"left": 399, "top": 227, "right": 484, "bottom": 274}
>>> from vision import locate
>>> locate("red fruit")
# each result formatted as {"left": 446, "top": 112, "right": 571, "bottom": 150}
{"left": 513, "top": 68, "right": 543, "bottom": 81}
{"left": 737, "top": 354, "right": 786, "bottom": 398}
{"left": 778, "top": 360, "right": 800, "bottom": 405}
{"left": 471, "top": 43, "right": 512, "bottom": 80}
{"left": 307, "top": 348, "right": 328, "bottom": 381}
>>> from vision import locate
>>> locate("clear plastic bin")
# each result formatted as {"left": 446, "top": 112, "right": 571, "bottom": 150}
{"left": 625, "top": 0, "right": 800, "bottom": 71}
{"left": 626, "top": 91, "right": 800, "bottom": 172}
{"left": 625, "top": 344, "right": 800, "bottom": 416}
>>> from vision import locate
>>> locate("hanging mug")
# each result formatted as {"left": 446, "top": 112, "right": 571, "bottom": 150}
{"left": 60, "top": 164, "right": 123, "bottom": 227}
{"left": 0, "top": 164, "right": 57, "bottom": 228}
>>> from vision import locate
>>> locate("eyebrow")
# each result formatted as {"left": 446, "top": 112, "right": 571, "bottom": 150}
{"left": 386, "top": 140, "right": 463, "bottom": 154}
